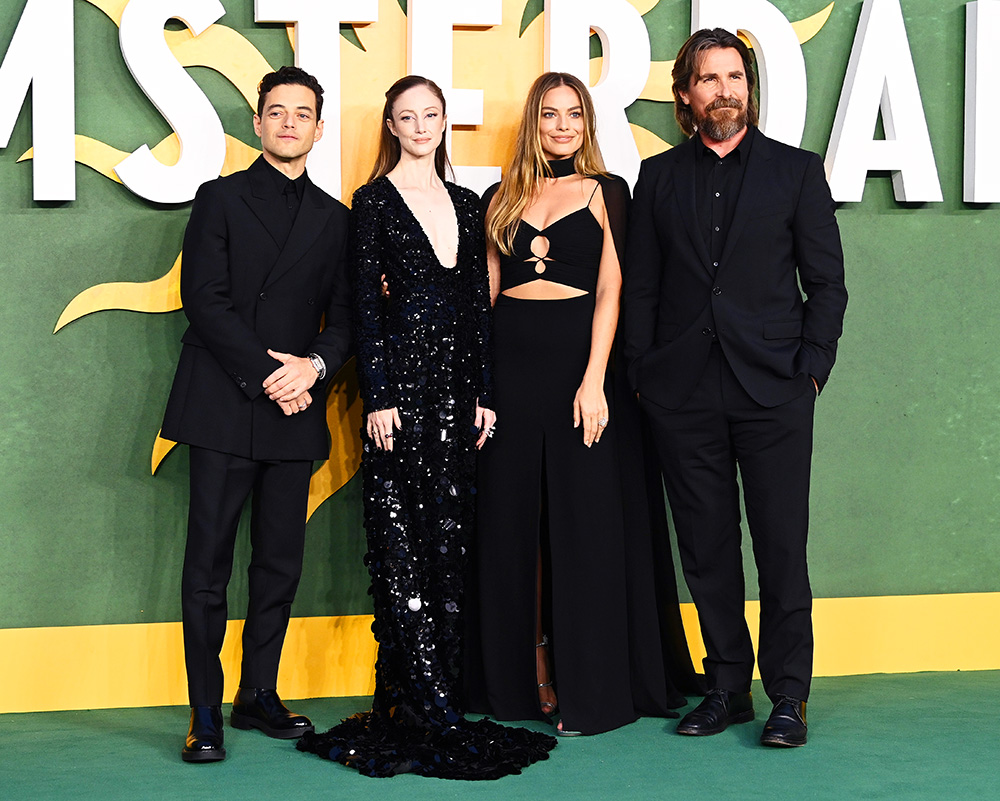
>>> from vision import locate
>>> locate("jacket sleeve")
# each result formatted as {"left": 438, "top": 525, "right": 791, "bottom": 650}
{"left": 350, "top": 186, "right": 395, "bottom": 412}
{"left": 622, "top": 158, "right": 665, "bottom": 390}
{"left": 793, "top": 152, "right": 848, "bottom": 391}
{"left": 466, "top": 190, "right": 494, "bottom": 409}
{"left": 305, "top": 203, "right": 354, "bottom": 393}
{"left": 180, "top": 180, "right": 280, "bottom": 400}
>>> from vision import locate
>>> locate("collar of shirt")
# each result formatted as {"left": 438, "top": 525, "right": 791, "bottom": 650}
{"left": 264, "top": 161, "right": 306, "bottom": 201}
{"left": 696, "top": 123, "right": 756, "bottom": 164}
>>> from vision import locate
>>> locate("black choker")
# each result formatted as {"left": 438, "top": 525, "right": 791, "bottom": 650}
{"left": 546, "top": 157, "right": 577, "bottom": 178}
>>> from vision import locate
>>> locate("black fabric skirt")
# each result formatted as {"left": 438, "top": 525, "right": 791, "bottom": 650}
{"left": 468, "top": 294, "right": 700, "bottom": 735}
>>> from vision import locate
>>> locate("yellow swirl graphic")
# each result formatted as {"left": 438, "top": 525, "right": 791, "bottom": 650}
{"left": 151, "top": 431, "right": 178, "bottom": 475}
{"left": 54, "top": 253, "right": 182, "bottom": 334}
{"left": 164, "top": 27, "right": 274, "bottom": 108}
{"left": 83, "top": 0, "right": 127, "bottom": 25}
{"left": 630, "top": 122, "right": 672, "bottom": 159}
{"left": 307, "top": 360, "right": 364, "bottom": 520}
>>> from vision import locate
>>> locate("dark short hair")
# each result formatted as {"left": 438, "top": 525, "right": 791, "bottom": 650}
{"left": 671, "top": 28, "right": 759, "bottom": 138}
{"left": 257, "top": 66, "right": 324, "bottom": 120}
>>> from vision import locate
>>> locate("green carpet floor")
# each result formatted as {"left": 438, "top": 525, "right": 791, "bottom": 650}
{"left": 2, "top": 671, "right": 998, "bottom": 801}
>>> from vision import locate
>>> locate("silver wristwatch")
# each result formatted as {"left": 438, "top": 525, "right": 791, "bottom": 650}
{"left": 308, "top": 353, "right": 327, "bottom": 381}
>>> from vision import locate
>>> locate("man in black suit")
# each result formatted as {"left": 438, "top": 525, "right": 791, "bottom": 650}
{"left": 623, "top": 29, "right": 847, "bottom": 747}
{"left": 161, "top": 66, "right": 352, "bottom": 762}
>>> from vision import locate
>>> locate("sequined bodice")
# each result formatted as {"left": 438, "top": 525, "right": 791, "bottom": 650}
{"left": 352, "top": 176, "right": 493, "bottom": 413}
{"left": 499, "top": 205, "right": 603, "bottom": 293}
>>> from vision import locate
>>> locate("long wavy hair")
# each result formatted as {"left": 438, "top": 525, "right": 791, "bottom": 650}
{"left": 486, "top": 72, "right": 606, "bottom": 256}
{"left": 368, "top": 75, "right": 451, "bottom": 183}
{"left": 672, "top": 28, "right": 759, "bottom": 138}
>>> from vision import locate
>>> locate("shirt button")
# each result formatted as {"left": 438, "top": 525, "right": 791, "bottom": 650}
{"left": 713, "top": 286, "right": 722, "bottom": 295}
{"left": 259, "top": 292, "right": 267, "bottom": 300}
{"left": 714, "top": 226, "right": 720, "bottom": 232}
{"left": 713, "top": 262, "right": 719, "bottom": 267}
{"left": 715, "top": 192, "right": 721, "bottom": 197}
{"left": 702, "top": 327, "right": 713, "bottom": 336}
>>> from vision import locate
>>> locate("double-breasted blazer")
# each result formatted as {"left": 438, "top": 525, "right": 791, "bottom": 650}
{"left": 162, "top": 156, "right": 352, "bottom": 461}
{"left": 623, "top": 128, "right": 847, "bottom": 410}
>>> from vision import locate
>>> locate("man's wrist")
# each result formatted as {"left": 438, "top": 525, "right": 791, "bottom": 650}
{"left": 308, "top": 353, "right": 326, "bottom": 381}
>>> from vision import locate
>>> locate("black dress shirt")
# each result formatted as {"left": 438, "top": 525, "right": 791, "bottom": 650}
{"left": 695, "top": 124, "right": 755, "bottom": 271}
{"left": 265, "top": 163, "right": 305, "bottom": 249}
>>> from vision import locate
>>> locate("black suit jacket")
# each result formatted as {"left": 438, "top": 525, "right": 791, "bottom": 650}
{"left": 623, "top": 128, "right": 847, "bottom": 410}
{"left": 161, "top": 156, "right": 352, "bottom": 461}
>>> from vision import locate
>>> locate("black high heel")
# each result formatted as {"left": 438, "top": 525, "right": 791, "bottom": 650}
{"left": 536, "top": 635, "right": 558, "bottom": 716}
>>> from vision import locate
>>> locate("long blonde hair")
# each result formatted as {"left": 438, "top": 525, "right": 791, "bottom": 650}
{"left": 486, "top": 73, "right": 606, "bottom": 256}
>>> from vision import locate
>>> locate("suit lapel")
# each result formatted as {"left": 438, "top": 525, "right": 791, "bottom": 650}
{"left": 719, "top": 129, "right": 773, "bottom": 269}
{"left": 673, "top": 138, "right": 713, "bottom": 276}
{"left": 242, "top": 157, "right": 287, "bottom": 249}
{"left": 262, "top": 177, "right": 334, "bottom": 289}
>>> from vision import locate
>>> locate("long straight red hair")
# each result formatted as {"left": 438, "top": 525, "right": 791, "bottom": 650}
{"left": 367, "top": 75, "right": 451, "bottom": 184}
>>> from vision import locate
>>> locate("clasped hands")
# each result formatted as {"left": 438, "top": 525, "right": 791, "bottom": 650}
{"left": 262, "top": 348, "right": 319, "bottom": 416}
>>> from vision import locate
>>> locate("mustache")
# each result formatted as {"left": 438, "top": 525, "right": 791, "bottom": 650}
{"left": 705, "top": 97, "right": 743, "bottom": 112}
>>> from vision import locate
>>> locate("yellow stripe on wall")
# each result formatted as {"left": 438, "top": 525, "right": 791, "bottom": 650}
{"left": 2, "top": 593, "right": 999, "bottom": 714}
{"left": 0, "top": 615, "right": 377, "bottom": 714}
{"left": 683, "top": 592, "right": 1000, "bottom": 678}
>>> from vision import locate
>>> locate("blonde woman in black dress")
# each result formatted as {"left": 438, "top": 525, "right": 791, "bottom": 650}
{"left": 470, "top": 72, "right": 699, "bottom": 736}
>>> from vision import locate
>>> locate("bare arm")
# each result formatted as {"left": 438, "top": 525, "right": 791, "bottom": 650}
{"left": 573, "top": 183, "right": 621, "bottom": 448}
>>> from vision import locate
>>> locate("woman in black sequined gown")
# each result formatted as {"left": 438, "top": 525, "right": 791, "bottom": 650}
{"left": 296, "top": 76, "right": 555, "bottom": 779}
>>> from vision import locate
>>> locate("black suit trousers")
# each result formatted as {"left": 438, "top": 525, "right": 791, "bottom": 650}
{"left": 642, "top": 344, "right": 815, "bottom": 702}
{"left": 181, "top": 446, "right": 312, "bottom": 706}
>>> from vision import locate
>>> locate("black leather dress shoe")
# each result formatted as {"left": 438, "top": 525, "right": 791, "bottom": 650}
{"left": 230, "top": 688, "right": 314, "bottom": 739}
{"left": 760, "top": 696, "right": 807, "bottom": 747}
{"left": 676, "top": 689, "right": 754, "bottom": 736}
{"left": 182, "top": 705, "right": 225, "bottom": 763}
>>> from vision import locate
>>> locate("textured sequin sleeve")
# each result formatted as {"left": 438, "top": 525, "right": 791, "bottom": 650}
{"left": 350, "top": 184, "right": 395, "bottom": 412}
{"left": 465, "top": 189, "right": 494, "bottom": 409}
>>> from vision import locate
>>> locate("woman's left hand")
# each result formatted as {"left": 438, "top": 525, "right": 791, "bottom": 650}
{"left": 573, "top": 379, "right": 608, "bottom": 448}
{"left": 474, "top": 403, "right": 497, "bottom": 450}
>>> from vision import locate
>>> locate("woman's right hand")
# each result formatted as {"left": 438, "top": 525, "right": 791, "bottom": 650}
{"left": 367, "top": 408, "right": 402, "bottom": 451}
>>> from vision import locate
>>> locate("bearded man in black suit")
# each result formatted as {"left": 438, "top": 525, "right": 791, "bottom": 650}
{"left": 623, "top": 29, "right": 847, "bottom": 747}
{"left": 160, "top": 66, "right": 352, "bottom": 762}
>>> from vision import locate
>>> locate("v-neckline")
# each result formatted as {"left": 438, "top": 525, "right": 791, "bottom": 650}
{"left": 384, "top": 176, "right": 459, "bottom": 270}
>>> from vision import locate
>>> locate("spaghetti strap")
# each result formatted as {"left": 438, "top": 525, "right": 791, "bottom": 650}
{"left": 586, "top": 179, "right": 601, "bottom": 207}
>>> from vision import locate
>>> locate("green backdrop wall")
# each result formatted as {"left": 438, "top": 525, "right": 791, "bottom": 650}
{"left": 2, "top": 0, "right": 998, "bottom": 639}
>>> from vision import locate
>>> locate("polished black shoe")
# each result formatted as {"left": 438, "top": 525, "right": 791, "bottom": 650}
{"left": 676, "top": 689, "right": 754, "bottom": 736}
{"left": 760, "top": 696, "right": 807, "bottom": 747}
{"left": 230, "top": 688, "right": 314, "bottom": 739}
{"left": 181, "top": 705, "right": 225, "bottom": 763}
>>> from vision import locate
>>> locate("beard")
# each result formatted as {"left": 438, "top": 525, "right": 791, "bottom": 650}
{"left": 695, "top": 97, "right": 748, "bottom": 141}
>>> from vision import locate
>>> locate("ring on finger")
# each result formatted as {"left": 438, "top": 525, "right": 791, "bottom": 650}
{"left": 598, "top": 417, "right": 608, "bottom": 428}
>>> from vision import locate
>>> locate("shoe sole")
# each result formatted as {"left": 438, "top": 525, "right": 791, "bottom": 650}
{"left": 230, "top": 711, "right": 314, "bottom": 739}
{"left": 677, "top": 708, "right": 756, "bottom": 736}
{"left": 760, "top": 733, "right": 806, "bottom": 748}
{"left": 181, "top": 747, "right": 226, "bottom": 763}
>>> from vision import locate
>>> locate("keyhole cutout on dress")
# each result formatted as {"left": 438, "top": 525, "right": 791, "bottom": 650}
{"left": 529, "top": 234, "right": 550, "bottom": 274}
